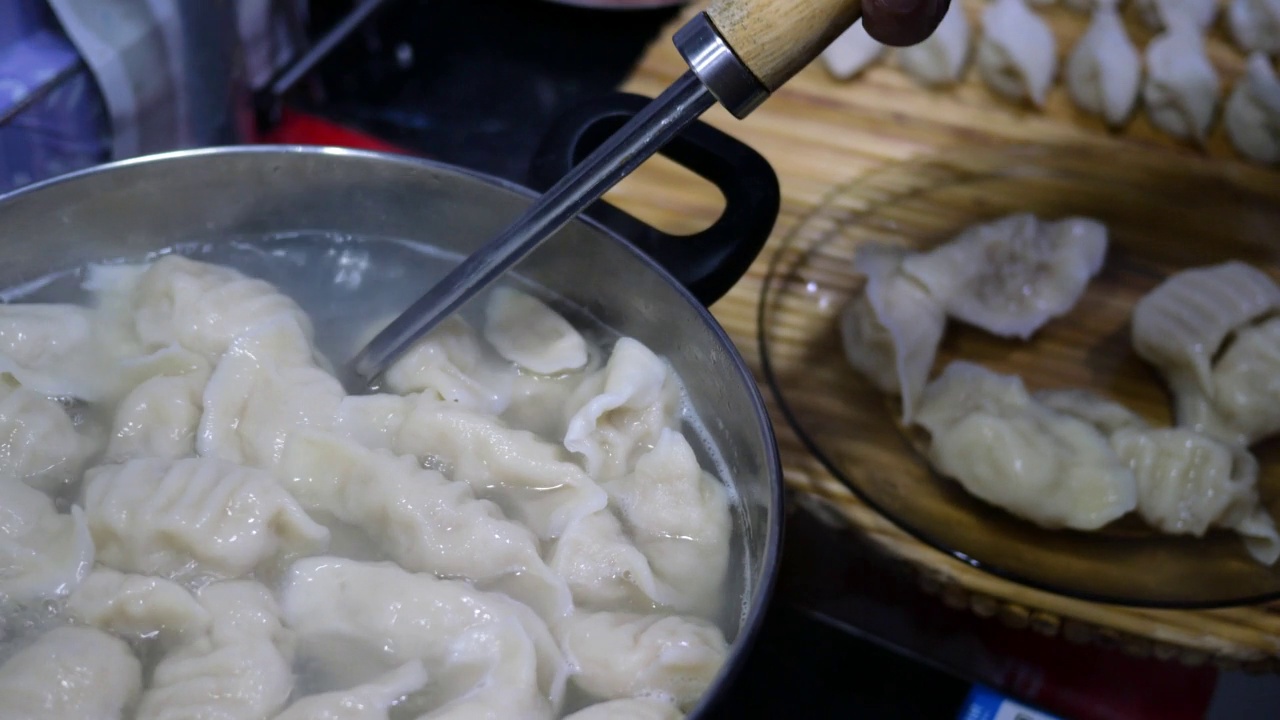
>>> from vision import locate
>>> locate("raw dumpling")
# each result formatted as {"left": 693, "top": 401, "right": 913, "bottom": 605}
{"left": 278, "top": 557, "right": 567, "bottom": 720}
{"left": 1228, "top": 0, "right": 1280, "bottom": 54}
{"left": 1111, "top": 427, "right": 1280, "bottom": 564}
{"left": 0, "top": 626, "right": 142, "bottom": 720}
{"left": 820, "top": 19, "right": 885, "bottom": 80}
{"left": 0, "top": 379, "right": 98, "bottom": 494}
{"left": 274, "top": 661, "right": 429, "bottom": 720}
{"left": 605, "top": 429, "right": 733, "bottom": 617}
{"left": 279, "top": 430, "right": 573, "bottom": 621}
{"left": 1130, "top": 261, "right": 1280, "bottom": 443}
{"left": 383, "top": 315, "right": 513, "bottom": 414}
{"left": 66, "top": 567, "right": 211, "bottom": 648}
{"left": 839, "top": 244, "right": 946, "bottom": 424}
{"left": 977, "top": 0, "right": 1058, "bottom": 106}
{"left": 563, "top": 337, "right": 682, "bottom": 480}
{"left": 396, "top": 398, "right": 609, "bottom": 539}
{"left": 901, "top": 214, "right": 1109, "bottom": 339}
{"left": 1137, "top": 0, "right": 1220, "bottom": 30}
{"left": 1066, "top": 0, "right": 1142, "bottom": 127}
{"left": 137, "top": 580, "right": 295, "bottom": 720}
{"left": 106, "top": 361, "right": 209, "bottom": 462}
{"left": 897, "top": 0, "right": 972, "bottom": 87}
{"left": 1143, "top": 16, "right": 1221, "bottom": 143}
{"left": 0, "top": 481, "right": 94, "bottom": 605}
{"left": 914, "top": 361, "right": 1138, "bottom": 530}
{"left": 82, "top": 457, "right": 329, "bottom": 581}
{"left": 549, "top": 510, "right": 672, "bottom": 613}
{"left": 559, "top": 612, "right": 729, "bottom": 712}
{"left": 1208, "top": 317, "right": 1280, "bottom": 443}
{"left": 564, "top": 698, "right": 684, "bottom": 720}
{"left": 484, "top": 287, "right": 588, "bottom": 375}
{"left": 1224, "top": 54, "right": 1280, "bottom": 165}
{"left": 1033, "top": 388, "right": 1149, "bottom": 436}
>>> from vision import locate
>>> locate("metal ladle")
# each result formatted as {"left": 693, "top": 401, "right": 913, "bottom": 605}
{"left": 349, "top": 0, "right": 863, "bottom": 388}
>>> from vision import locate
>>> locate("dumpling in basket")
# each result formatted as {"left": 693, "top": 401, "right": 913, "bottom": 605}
{"left": 1224, "top": 54, "right": 1280, "bottom": 166}
{"left": 1066, "top": 0, "right": 1143, "bottom": 128}
{"left": 1143, "top": 13, "right": 1221, "bottom": 144}
{"left": 914, "top": 361, "right": 1138, "bottom": 531}
{"left": 897, "top": 0, "right": 972, "bottom": 87}
{"left": 977, "top": 0, "right": 1058, "bottom": 107}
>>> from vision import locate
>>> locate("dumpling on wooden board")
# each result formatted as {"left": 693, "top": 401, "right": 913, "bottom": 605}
{"left": 820, "top": 19, "right": 886, "bottom": 80}
{"left": 897, "top": 0, "right": 973, "bottom": 87}
{"left": 1143, "top": 13, "right": 1221, "bottom": 143}
{"left": 977, "top": 0, "right": 1058, "bottom": 107}
{"left": 913, "top": 361, "right": 1138, "bottom": 531}
{"left": 1224, "top": 54, "right": 1280, "bottom": 164}
{"left": 1136, "top": 0, "right": 1219, "bottom": 30}
{"left": 1066, "top": 0, "right": 1143, "bottom": 127}
{"left": 1228, "top": 0, "right": 1280, "bottom": 55}
{"left": 900, "top": 213, "right": 1108, "bottom": 340}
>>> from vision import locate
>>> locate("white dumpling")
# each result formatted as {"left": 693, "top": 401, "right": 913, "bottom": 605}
{"left": 0, "top": 481, "right": 94, "bottom": 605}
{"left": 897, "top": 0, "right": 972, "bottom": 87}
{"left": 1066, "top": 0, "right": 1142, "bottom": 127}
{"left": 901, "top": 214, "right": 1108, "bottom": 340}
{"left": 1208, "top": 317, "right": 1280, "bottom": 443}
{"left": 278, "top": 557, "right": 567, "bottom": 720}
{"left": 106, "top": 360, "right": 210, "bottom": 462}
{"left": 563, "top": 338, "right": 682, "bottom": 480}
{"left": 279, "top": 430, "right": 573, "bottom": 621}
{"left": 977, "top": 0, "right": 1058, "bottom": 106}
{"left": 66, "top": 567, "right": 211, "bottom": 648}
{"left": 0, "top": 379, "right": 98, "bottom": 494}
{"left": 1111, "top": 427, "right": 1280, "bottom": 564}
{"left": 1143, "top": 17, "right": 1221, "bottom": 143}
{"left": 82, "top": 457, "right": 329, "bottom": 581}
{"left": 1137, "top": 0, "right": 1219, "bottom": 30}
{"left": 1032, "top": 388, "right": 1149, "bottom": 436}
{"left": 1228, "top": 0, "right": 1280, "bottom": 55}
{"left": 820, "top": 19, "right": 885, "bottom": 80}
{"left": 1130, "top": 261, "right": 1280, "bottom": 443}
{"left": 914, "top": 361, "right": 1138, "bottom": 530}
{"left": 274, "top": 661, "right": 429, "bottom": 720}
{"left": 383, "top": 315, "right": 513, "bottom": 414}
{"left": 564, "top": 698, "right": 684, "bottom": 720}
{"left": 137, "top": 581, "right": 295, "bottom": 720}
{"left": 484, "top": 287, "right": 588, "bottom": 375}
{"left": 502, "top": 357, "right": 601, "bottom": 441}
{"left": 397, "top": 398, "right": 608, "bottom": 539}
{"left": 549, "top": 510, "right": 671, "bottom": 613}
{"left": 0, "top": 304, "right": 107, "bottom": 400}
{"left": 839, "top": 244, "right": 946, "bottom": 424}
{"left": 0, "top": 626, "right": 142, "bottom": 720}
{"left": 1224, "top": 54, "right": 1280, "bottom": 165}
{"left": 605, "top": 429, "right": 732, "bottom": 617}
{"left": 559, "top": 612, "right": 728, "bottom": 712}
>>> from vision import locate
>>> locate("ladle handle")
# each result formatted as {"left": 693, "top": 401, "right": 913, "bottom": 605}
{"left": 708, "top": 0, "right": 863, "bottom": 91}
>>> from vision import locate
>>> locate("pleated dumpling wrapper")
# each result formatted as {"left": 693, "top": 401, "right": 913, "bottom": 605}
{"left": 1227, "top": 0, "right": 1280, "bottom": 55}
{"left": 1143, "top": 11, "right": 1221, "bottom": 143}
{"left": 1066, "top": 0, "right": 1143, "bottom": 127}
{"left": 820, "top": 19, "right": 886, "bottom": 80}
{"left": 977, "top": 0, "right": 1058, "bottom": 107}
{"left": 897, "top": 0, "right": 973, "bottom": 87}
{"left": 1224, "top": 54, "right": 1280, "bottom": 164}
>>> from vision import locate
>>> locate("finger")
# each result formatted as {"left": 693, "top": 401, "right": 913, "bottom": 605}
{"left": 862, "top": 0, "right": 950, "bottom": 47}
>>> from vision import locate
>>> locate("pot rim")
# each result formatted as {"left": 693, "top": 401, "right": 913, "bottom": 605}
{"left": 0, "top": 143, "right": 785, "bottom": 715}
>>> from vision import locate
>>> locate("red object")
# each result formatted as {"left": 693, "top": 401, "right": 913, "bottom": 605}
{"left": 251, "top": 107, "right": 414, "bottom": 155}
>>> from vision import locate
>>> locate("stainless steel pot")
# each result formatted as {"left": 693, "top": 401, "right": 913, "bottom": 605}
{"left": 0, "top": 96, "right": 784, "bottom": 717}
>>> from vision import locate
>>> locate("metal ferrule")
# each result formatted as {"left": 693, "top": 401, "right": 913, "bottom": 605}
{"left": 673, "top": 12, "right": 770, "bottom": 120}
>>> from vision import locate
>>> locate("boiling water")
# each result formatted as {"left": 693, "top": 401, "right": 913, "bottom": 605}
{"left": 0, "top": 233, "right": 750, "bottom": 716}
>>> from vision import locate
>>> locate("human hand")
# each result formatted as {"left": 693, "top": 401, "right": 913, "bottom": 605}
{"left": 862, "top": 0, "right": 952, "bottom": 46}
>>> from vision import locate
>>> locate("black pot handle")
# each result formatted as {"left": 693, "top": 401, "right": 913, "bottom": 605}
{"left": 527, "top": 92, "right": 780, "bottom": 307}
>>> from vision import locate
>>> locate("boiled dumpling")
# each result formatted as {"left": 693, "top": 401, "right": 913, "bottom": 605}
{"left": 274, "top": 661, "right": 429, "bottom": 720}
{"left": 66, "top": 567, "right": 211, "bottom": 649}
{"left": 559, "top": 611, "right": 728, "bottom": 712}
{"left": 1066, "top": 0, "right": 1143, "bottom": 127}
{"left": 106, "top": 360, "right": 209, "bottom": 462}
{"left": 901, "top": 214, "right": 1108, "bottom": 340}
{"left": 1224, "top": 54, "right": 1280, "bottom": 165}
{"left": 1143, "top": 15, "right": 1221, "bottom": 143}
{"left": 564, "top": 698, "right": 684, "bottom": 720}
{"left": 839, "top": 244, "right": 946, "bottom": 424}
{"left": 1033, "top": 388, "right": 1149, "bottom": 436}
{"left": 1228, "top": 0, "right": 1280, "bottom": 55}
{"left": 82, "top": 457, "right": 330, "bottom": 581}
{"left": 279, "top": 429, "right": 573, "bottom": 621}
{"left": 1130, "top": 261, "right": 1280, "bottom": 444}
{"left": 1111, "top": 427, "right": 1280, "bottom": 564}
{"left": 914, "top": 361, "right": 1138, "bottom": 530}
{"left": 383, "top": 315, "right": 514, "bottom": 414}
{"left": 820, "top": 19, "right": 885, "bottom": 80}
{"left": 549, "top": 509, "right": 673, "bottom": 613}
{"left": 484, "top": 287, "right": 588, "bottom": 375}
{"left": 0, "top": 378, "right": 99, "bottom": 494}
{"left": 0, "top": 626, "right": 142, "bottom": 720}
{"left": 897, "top": 0, "right": 972, "bottom": 87}
{"left": 0, "top": 481, "right": 94, "bottom": 605}
{"left": 1137, "top": 0, "right": 1220, "bottom": 30}
{"left": 0, "top": 304, "right": 107, "bottom": 400}
{"left": 977, "top": 0, "right": 1058, "bottom": 107}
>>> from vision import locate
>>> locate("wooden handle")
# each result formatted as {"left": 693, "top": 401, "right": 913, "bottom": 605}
{"left": 707, "top": 0, "right": 863, "bottom": 91}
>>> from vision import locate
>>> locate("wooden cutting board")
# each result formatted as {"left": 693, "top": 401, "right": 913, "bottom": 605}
{"left": 606, "top": 0, "right": 1280, "bottom": 670}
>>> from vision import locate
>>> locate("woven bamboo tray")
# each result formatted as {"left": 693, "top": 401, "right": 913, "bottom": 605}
{"left": 605, "top": 0, "right": 1280, "bottom": 670}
